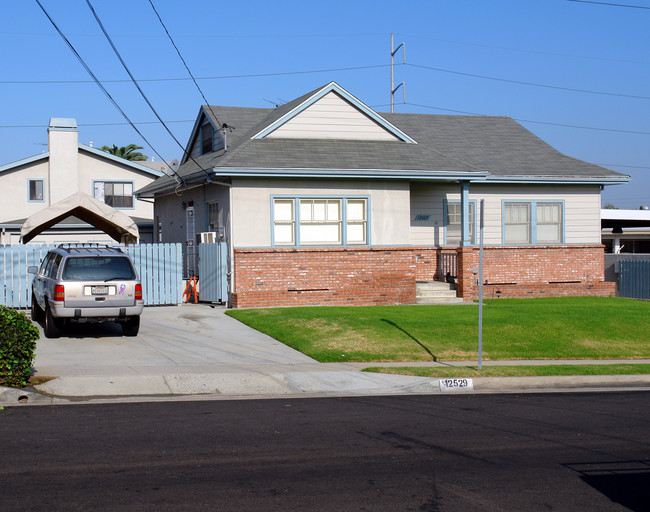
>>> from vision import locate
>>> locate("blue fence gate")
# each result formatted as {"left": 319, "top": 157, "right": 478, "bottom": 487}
{"left": 198, "top": 242, "right": 228, "bottom": 303}
{"left": 0, "top": 243, "right": 183, "bottom": 308}
{"left": 618, "top": 259, "right": 650, "bottom": 300}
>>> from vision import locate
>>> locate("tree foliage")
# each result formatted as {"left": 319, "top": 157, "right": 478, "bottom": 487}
{"left": 100, "top": 144, "right": 148, "bottom": 161}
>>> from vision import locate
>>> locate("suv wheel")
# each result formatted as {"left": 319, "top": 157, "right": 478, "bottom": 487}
{"left": 44, "top": 304, "right": 62, "bottom": 338}
{"left": 122, "top": 316, "right": 140, "bottom": 337}
{"left": 31, "top": 293, "right": 44, "bottom": 322}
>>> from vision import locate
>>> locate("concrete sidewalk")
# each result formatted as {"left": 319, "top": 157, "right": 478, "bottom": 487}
{"left": 2, "top": 304, "right": 650, "bottom": 406}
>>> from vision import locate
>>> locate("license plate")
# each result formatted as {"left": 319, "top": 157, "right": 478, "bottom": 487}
{"left": 92, "top": 286, "right": 108, "bottom": 295}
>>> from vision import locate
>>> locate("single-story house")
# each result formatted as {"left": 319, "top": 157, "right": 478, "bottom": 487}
{"left": 0, "top": 118, "right": 164, "bottom": 245}
{"left": 136, "top": 82, "right": 629, "bottom": 307}
{"left": 601, "top": 207, "right": 650, "bottom": 254}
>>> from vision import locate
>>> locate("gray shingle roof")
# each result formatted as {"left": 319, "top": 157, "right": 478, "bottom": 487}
{"left": 137, "top": 86, "right": 628, "bottom": 197}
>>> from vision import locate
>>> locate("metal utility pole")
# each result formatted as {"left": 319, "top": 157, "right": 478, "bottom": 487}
{"left": 390, "top": 33, "right": 406, "bottom": 113}
{"left": 478, "top": 199, "right": 485, "bottom": 371}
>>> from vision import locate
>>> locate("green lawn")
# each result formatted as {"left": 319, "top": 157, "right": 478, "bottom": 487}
{"left": 363, "top": 364, "right": 650, "bottom": 378}
{"left": 226, "top": 297, "right": 650, "bottom": 363}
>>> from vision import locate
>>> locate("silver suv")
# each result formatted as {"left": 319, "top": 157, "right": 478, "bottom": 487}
{"left": 29, "top": 245, "right": 143, "bottom": 338}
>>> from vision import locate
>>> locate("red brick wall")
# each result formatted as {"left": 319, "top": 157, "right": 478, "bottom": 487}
{"left": 230, "top": 245, "right": 614, "bottom": 308}
{"left": 456, "top": 245, "right": 615, "bottom": 301}
{"left": 232, "top": 247, "right": 416, "bottom": 308}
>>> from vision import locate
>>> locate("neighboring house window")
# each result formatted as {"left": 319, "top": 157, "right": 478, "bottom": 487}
{"left": 201, "top": 123, "right": 213, "bottom": 154}
{"left": 503, "top": 201, "right": 563, "bottom": 244}
{"left": 28, "top": 179, "right": 44, "bottom": 202}
{"left": 445, "top": 201, "right": 475, "bottom": 245}
{"left": 94, "top": 181, "right": 134, "bottom": 208}
{"left": 272, "top": 197, "right": 368, "bottom": 246}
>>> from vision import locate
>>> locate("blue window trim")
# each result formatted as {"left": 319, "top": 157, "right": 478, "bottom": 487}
{"left": 501, "top": 200, "right": 565, "bottom": 245}
{"left": 271, "top": 195, "right": 371, "bottom": 248}
{"left": 91, "top": 179, "right": 136, "bottom": 210}
{"left": 443, "top": 199, "right": 477, "bottom": 246}
{"left": 27, "top": 178, "right": 45, "bottom": 203}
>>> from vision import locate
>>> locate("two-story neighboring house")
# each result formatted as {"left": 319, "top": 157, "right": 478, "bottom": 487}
{"left": 137, "top": 82, "right": 630, "bottom": 307}
{"left": 0, "top": 118, "right": 164, "bottom": 245}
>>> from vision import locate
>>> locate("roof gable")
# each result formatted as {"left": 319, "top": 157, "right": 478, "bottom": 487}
{"left": 252, "top": 82, "right": 417, "bottom": 143}
{"left": 78, "top": 144, "right": 165, "bottom": 178}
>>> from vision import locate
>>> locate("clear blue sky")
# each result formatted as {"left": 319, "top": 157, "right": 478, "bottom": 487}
{"left": 3, "top": 0, "right": 649, "bottom": 209}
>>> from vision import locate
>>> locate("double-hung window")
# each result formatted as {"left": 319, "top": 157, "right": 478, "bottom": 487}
{"left": 445, "top": 201, "right": 475, "bottom": 245}
{"left": 273, "top": 197, "right": 368, "bottom": 246}
{"left": 94, "top": 181, "right": 134, "bottom": 208}
{"left": 503, "top": 201, "right": 563, "bottom": 244}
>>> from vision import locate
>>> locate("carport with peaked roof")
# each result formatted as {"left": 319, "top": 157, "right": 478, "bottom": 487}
{"left": 21, "top": 192, "right": 139, "bottom": 244}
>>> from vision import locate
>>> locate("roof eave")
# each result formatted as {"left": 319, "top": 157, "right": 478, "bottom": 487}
{"left": 211, "top": 167, "right": 489, "bottom": 181}
{"left": 485, "top": 175, "right": 630, "bottom": 185}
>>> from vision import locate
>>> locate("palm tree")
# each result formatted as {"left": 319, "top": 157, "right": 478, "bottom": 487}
{"left": 100, "top": 144, "right": 148, "bottom": 161}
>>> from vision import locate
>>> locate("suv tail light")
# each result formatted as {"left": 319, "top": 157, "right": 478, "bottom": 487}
{"left": 54, "top": 285, "right": 65, "bottom": 302}
{"left": 135, "top": 284, "right": 142, "bottom": 301}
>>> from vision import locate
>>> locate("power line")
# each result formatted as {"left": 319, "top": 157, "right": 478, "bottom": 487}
{"left": 398, "top": 33, "right": 650, "bottom": 66}
{"left": 567, "top": 0, "right": 650, "bottom": 9}
{"left": 34, "top": 0, "right": 184, "bottom": 186}
{"left": 85, "top": 0, "right": 210, "bottom": 179}
{"left": 407, "top": 63, "right": 650, "bottom": 101}
{"left": 146, "top": 0, "right": 223, "bottom": 129}
{"left": 0, "top": 64, "right": 391, "bottom": 84}
{"left": 401, "top": 102, "right": 650, "bottom": 136}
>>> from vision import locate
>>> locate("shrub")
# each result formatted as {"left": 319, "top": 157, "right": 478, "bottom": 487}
{"left": 0, "top": 306, "right": 39, "bottom": 388}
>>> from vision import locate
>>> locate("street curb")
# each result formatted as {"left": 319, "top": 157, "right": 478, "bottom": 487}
{"left": 0, "top": 386, "right": 61, "bottom": 406}
{"left": 471, "top": 374, "right": 650, "bottom": 393}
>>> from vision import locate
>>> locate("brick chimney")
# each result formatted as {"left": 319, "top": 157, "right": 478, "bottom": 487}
{"left": 48, "top": 118, "right": 79, "bottom": 205}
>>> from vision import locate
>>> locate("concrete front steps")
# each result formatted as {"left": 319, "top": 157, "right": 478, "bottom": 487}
{"left": 416, "top": 281, "right": 464, "bottom": 304}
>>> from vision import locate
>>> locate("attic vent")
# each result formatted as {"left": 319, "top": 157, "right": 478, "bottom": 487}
{"left": 201, "top": 123, "right": 213, "bottom": 154}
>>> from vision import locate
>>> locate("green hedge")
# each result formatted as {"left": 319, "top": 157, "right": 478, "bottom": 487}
{"left": 0, "top": 307, "right": 39, "bottom": 388}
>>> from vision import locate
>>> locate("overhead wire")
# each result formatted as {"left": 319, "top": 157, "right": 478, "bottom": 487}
{"left": 34, "top": 0, "right": 185, "bottom": 186}
{"left": 84, "top": 0, "right": 210, "bottom": 181}
{"left": 146, "top": 0, "right": 225, "bottom": 147}
{"left": 0, "top": 63, "right": 391, "bottom": 84}
{"left": 406, "top": 63, "right": 650, "bottom": 101}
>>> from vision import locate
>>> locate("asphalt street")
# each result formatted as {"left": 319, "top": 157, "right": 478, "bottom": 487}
{"left": 1, "top": 392, "right": 649, "bottom": 511}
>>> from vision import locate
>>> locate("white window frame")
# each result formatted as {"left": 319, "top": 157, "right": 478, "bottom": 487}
{"left": 272, "top": 196, "right": 369, "bottom": 247}
{"left": 93, "top": 180, "right": 135, "bottom": 209}
{"left": 502, "top": 200, "right": 564, "bottom": 245}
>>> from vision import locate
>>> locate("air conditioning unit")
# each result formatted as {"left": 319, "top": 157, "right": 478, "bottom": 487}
{"left": 199, "top": 232, "right": 217, "bottom": 244}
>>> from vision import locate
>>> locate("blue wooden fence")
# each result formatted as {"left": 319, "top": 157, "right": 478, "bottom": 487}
{"left": 0, "top": 243, "right": 183, "bottom": 308}
{"left": 618, "top": 259, "right": 650, "bottom": 300}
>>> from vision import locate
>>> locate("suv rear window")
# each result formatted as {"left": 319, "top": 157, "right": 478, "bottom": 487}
{"left": 61, "top": 256, "right": 136, "bottom": 281}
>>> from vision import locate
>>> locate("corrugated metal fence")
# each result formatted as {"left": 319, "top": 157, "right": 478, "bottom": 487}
{"left": 0, "top": 243, "right": 183, "bottom": 308}
{"left": 618, "top": 259, "right": 650, "bottom": 300}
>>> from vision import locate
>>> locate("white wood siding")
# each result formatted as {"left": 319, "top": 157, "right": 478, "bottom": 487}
{"left": 231, "top": 178, "right": 410, "bottom": 247}
{"left": 410, "top": 183, "right": 602, "bottom": 246}
{"left": 265, "top": 92, "right": 400, "bottom": 141}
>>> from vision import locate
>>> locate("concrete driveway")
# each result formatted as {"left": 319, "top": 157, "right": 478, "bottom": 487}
{"left": 26, "top": 304, "right": 437, "bottom": 400}
{"left": 33, "top": 304, "right": 315, "bottom": 372}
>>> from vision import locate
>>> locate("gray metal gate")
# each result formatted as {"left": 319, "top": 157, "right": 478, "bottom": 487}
{"left": 198, "top": 242, "right": 228, "bottom": 303}
{"left": 618, "top": 259, "right": 650, "bottom": 300}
